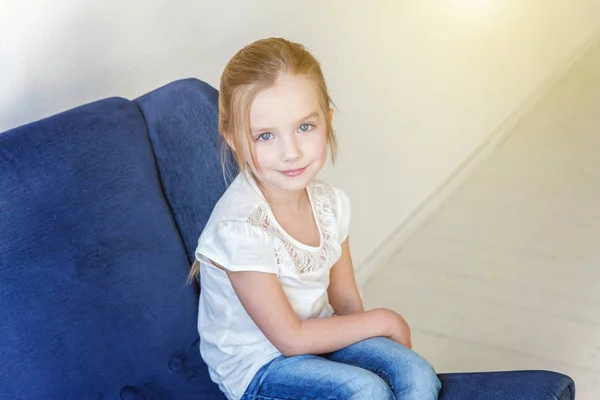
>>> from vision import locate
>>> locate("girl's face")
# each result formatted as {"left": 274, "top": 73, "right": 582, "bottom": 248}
{"left": 246, "top": 73, "right": 330, "bottom": 194}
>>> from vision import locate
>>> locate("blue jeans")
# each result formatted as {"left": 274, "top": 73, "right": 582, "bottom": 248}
{"left": 241, "top": 337, "right": 441, "bottom": 400}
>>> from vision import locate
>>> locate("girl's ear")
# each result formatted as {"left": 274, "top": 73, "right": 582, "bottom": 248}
{"left": 328, "top": 108, "right": 334, "bottom": 124}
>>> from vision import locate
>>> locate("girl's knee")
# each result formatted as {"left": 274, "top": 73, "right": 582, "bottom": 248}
{"left": 400, "top": 354, "right": 441, "bottom": 398}
{"left": 371, "top": 347, "right": 440, "bottom": 398}
{"left": 413, "top": 359, "right": 441, "bottom": 393}
{"left": 344, "top": 371, "right": 394, "bottom": 400}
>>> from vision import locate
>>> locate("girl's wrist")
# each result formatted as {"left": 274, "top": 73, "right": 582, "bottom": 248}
{"left": 367, "top": 308, "right": 393, "bottom": 337}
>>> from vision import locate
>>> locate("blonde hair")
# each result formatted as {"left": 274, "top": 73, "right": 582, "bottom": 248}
{"left": 189, "top": 37, "right": 337, "bottom": 282}
{"left": 219, "top": 37, "right": 337, "bottom": 177}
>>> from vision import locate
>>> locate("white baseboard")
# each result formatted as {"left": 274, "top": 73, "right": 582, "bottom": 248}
{"left": 355, "top": 29, "right": 600, "bottom": 290}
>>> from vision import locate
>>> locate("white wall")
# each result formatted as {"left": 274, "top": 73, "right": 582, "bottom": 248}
{"left": 2, "top": 0, "right": 599, "bottom": 272}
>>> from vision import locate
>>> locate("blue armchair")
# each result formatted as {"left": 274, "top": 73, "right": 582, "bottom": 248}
{"left": 0, "top": 78, "right": 575, "bottom": 399}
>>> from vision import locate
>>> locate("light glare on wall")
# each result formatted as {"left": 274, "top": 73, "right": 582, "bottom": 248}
{"left": 447, "top": 0, "right": 490, "bottom": 12}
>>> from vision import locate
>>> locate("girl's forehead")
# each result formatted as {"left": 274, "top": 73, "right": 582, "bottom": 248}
{"left": 250, "top": 74, "right": 321, "bottom": 128}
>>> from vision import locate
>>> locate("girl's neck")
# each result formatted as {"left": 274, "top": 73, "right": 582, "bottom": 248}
{"left": 258, "top": 182, "right": 310, "bottom": 214}
{"left": 241, "top": 166, "right": 308, "bottom": 214}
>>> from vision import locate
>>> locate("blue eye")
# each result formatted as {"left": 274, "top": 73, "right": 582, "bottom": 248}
{"left": 298, "top": 124, "right": 312, "bottom": 133}
{"left": 257, "top": 132, "right": 273, "bottom": 141}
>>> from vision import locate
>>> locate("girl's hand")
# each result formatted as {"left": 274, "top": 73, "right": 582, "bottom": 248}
{"left": 226, "top": 269, "right": 412, "bottom": 356}
{"left": 374, "top": 308, "right": 412, "bottom": 349}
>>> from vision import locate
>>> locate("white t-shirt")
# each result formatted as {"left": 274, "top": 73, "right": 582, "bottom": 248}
{"left": 195, "top": 169, "right": 350, "bottom": 400}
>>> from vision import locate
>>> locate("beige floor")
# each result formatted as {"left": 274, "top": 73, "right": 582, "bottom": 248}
{"left": 362, "top": 40, "right": 600, "bottom": 400}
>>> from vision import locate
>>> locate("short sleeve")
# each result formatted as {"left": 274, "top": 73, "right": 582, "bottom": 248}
{"left": 195, "top": 221, "right": 279, "bottom": 275}
{"left": 332, "top": 187, "right": 351, "bottom": 243}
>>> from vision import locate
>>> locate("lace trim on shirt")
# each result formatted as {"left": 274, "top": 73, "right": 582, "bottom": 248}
{"left": 247, "top": 184, "right": 341, "bottom": 274}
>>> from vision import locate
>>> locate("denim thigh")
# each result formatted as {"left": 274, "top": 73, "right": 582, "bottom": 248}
{"left": 324, "top": 337, "right": 441, "bottom": 400}
{"left": 241, "top": 353, "right": 394, "bottom": 400}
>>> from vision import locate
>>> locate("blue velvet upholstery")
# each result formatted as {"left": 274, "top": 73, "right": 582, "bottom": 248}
{"left": 134, "top": 79, "right": 236, "bottom": 264}
{"left": 0, "top": 78, "right": 575, "bottom": 400}
{"left": 438, "top": 370, "right": 575, "bottom": 400}
{"left": 0, "top": 96, "right": 222, "bottom": 399}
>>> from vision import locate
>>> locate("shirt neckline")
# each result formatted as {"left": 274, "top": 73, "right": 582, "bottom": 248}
{"left": 243, "top": 169, "right": 324, "bottom": 251}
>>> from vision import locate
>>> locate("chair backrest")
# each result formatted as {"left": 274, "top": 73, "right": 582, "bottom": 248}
{"left": 134, "top": 78, "right": 234, "bottom": 264}
{"left": 0, "top": 80, "right": 226, "bottom": 399}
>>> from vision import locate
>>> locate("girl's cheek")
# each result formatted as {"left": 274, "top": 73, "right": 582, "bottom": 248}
{"left": 251, "top": 146, "right": 270, "bottom": 171}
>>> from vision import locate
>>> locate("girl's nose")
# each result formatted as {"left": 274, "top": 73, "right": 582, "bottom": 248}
{"left": 281, "top": 135, "right": 302, "bottom": 163}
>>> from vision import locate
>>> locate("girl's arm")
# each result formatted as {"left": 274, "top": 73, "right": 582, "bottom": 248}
{"left": 327, "top": 238, "right": 364, "bottom": 315}
{"left": 226, "top": 268, "right": 410, "bottom": 357}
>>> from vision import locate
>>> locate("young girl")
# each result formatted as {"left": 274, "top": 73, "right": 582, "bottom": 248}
{"left": 192, "top": 38, "right": 441, "bottom": 400}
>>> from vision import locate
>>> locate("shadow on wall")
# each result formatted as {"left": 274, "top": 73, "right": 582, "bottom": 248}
{"left": 0, "top": 2, "right": 213, "bottom": 133}
{"left": 1, "top": 7, "right": 131, "bottom": 133}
